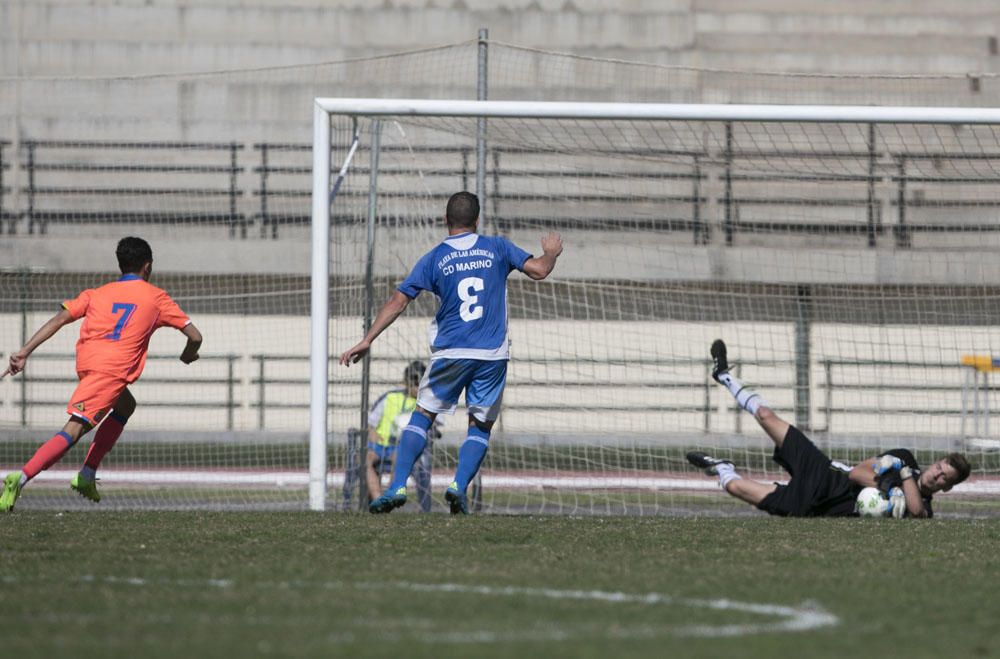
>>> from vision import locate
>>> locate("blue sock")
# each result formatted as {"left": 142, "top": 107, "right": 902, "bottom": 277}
{"left": 386, "top": 412, "right": 433, "bottom": 493}
{"left": 452, "top": 425, "right": 490, "bottom": 493}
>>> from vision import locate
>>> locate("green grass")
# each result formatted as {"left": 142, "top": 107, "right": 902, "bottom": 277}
{"left": 2, "top": 513, "right": 999, "bottom": 658}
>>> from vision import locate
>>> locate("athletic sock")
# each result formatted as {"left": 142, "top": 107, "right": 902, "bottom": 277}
{"left": 452, "top": 425, "right": 490, "bottom": 493}
{"left": 716, "top": 371, "right": 767, "bottom": 416}
{"left": 22, "top": 431, "right": 76, "bottom": 481}
{"left": 386, "top": 412, "right": 433, "bottom": 493}
{"left": 83, "top": 413, "right": 127, "bottom": 472}
{"left": 715, "top": 463, "right": 742, "bottom": 490}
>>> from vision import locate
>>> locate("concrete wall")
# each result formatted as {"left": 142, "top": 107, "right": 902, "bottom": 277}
{"left": 3, "top": 2, "right": 1000, "bottom": 449}
{"left": 5, "top": 1, "right": 1000, "bottom": 78}
{"left": 2, "top": 312, "right": 997, "bottom": 440}
{"left": 3, "top": 0, "right": 1000, "bottom": 143}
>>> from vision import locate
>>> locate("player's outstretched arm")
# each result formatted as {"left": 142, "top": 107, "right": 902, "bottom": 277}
{"left": 340, "top": 291, "right": 412, "bottom": 366}
{"left": 521, "top": 231, "right": 563, "bottom": 281}
{"left": 179, "top": 323, "right": 203, "bottom": 364}
{"left": 2, "top": 308, "right": 74, "bottom": 378}
{"left": 899, "top": 474, "right": 928, "bottom": 518}
{"left": 848, "top": 457, "right": 879, "bottom": 489}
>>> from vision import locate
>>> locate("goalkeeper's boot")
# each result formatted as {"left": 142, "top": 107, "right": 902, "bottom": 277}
{"left": 70, "top": 473, "right": 101, "bottom": 503}
{"left": 686, "top": 451, "right": 733, "bottom": 476}
{"left": 369, "top": 486, "right": 407, "bottom": 514}
{"left": 710, "top": 339, "right": 730, "bottom": 383}
{"left": 0, "top": 472, "right": 23, "bottom": 512}
{"left": 444, "top": 483, "right": 469, "bottom": 515}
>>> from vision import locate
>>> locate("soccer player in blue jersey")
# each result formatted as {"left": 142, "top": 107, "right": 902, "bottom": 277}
{"left": 340, "top": 191, "right": 563, "bottom": 514}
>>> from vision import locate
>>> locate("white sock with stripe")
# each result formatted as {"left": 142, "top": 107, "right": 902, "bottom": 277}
{"left": 715, "top": 462, "right": 742, "bottom": 490}
{"left": 716, "top": 371, "right": 766, "bottom": 416}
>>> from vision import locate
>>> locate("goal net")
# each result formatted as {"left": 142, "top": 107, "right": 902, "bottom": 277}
{"left": 0, "top": 43, "right": 481, "bottom": 511}
{"left": 316, "top": 99, "right": 1000, "bottom": 517}
{"left": 3, "top": 40, "right": 999, "bottom": 514}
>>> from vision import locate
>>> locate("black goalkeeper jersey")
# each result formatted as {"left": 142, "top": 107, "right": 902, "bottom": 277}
{"left": 756, "top": 428, "right": 934, "bottom": 518}
{"left": 875, "top": 448, "right": 933, "bottom": 518}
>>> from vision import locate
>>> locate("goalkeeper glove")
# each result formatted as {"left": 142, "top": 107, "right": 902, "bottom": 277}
{"left": 873, "top": 455, "right": 903, "bottom": 476}
{"left": 888, "top": 486, "right": 906, "bottom": 519}
{"left": 900, "top": 465, "right": 919, "bottom": 481}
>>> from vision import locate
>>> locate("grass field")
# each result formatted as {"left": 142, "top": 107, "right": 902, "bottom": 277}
{"left": 2, "top": 513, "right": 999, "bottom": 658}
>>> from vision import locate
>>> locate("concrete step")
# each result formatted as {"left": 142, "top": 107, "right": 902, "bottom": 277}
{"left": 36, "top": 0, "right": 695, "bottom": 13}
{"left": 13, "top": 40, "right": 350, "bottom": 76}
{"left": 693, "top": 50, "right": 999, "bottom": 75}
{"left": 695, "top": 11, "right": 1000, "bottom": 37}
{"left": 696, "top": 32, "right": 997, "bottom": 58}
{"left": 24, "top": 5, "right": 695, "bottom": 52}
{"left": 695, "top": 0, "right": 1000, "bottom": 17}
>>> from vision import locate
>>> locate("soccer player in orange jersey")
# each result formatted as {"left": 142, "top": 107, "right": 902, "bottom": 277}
{"left": 0, "top": 237, "right": 203, "bottom": 511}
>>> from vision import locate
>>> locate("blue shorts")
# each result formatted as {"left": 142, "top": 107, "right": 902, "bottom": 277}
{"left": 416, "top": 358, "right": 507, "bottom": 423}
{"left": 367, "top": 442, "right": 395, "bottom": 473}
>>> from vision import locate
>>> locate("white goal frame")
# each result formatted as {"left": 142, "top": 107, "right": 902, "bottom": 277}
{"left": 310, "top": 98, "right": 1000, "bottom": 511}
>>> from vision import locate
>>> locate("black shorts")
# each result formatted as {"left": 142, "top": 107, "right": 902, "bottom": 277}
{"left": 756, "top": 426, "right": 858, "bottom": 517}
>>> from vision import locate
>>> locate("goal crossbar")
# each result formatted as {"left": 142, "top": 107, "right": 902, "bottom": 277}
{"left": 314, "top": 98, "right": 1000, "bottom": 125}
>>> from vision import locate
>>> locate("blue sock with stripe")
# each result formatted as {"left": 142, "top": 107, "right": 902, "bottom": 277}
{"left": 452, "top": 425, "right": 490, "bottom": 493}
{"left": 386, "top": 412, "right": 433, "bottom": 493}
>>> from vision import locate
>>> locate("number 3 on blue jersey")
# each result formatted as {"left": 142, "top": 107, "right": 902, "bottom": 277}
{"left": 458, "top": 276, "right": 484, "bottom": 322}
{"left": 106, "top": 302, "right": 137, "bottom": 340}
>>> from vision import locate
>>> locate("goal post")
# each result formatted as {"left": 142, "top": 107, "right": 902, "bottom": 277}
{"left": 310, "top": 102, "right": 332, "bottom": 511}
{"left": 313, "top": 98, "right": 1000, "bottom": 515}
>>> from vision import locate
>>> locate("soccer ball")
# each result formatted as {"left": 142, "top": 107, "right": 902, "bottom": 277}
{"left": 856, "top": 486, "right": 891, "bottom": 517}
{"left": 390, "top": 411, "right": 412, "bottom": 442}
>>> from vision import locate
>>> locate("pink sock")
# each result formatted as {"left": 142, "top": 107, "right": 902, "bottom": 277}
{"left": 84, "top": 414, "right": 127, "bottom": 470}
{"left": 22, "top": 432, "right": 75, "bottom": 480}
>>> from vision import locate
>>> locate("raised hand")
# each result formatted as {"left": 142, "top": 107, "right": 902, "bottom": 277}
{"left": 540, "top": 231, "right": 563, "bottom": 258}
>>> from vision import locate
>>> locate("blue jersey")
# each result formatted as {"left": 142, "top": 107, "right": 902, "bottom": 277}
{"left": 398, "top": 232, "right": 531, "bottom": 360}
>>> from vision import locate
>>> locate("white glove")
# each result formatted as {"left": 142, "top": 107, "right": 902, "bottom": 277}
{"left": 874, "top": 455, "right": 903, "bottom": 476}
{"left": 888, "top": 486, "right": 906, "bottom": 519}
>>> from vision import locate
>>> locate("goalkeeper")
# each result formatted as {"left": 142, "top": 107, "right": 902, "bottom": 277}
{"left": 687, "top": 339, "right": 970, "bottom": 518}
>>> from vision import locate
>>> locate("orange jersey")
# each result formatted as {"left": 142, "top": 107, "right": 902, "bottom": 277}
{"left": 62, "top": 274, "right": 190, "bottom": 383}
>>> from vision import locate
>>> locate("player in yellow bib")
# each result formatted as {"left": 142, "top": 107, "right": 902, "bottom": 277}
{"left": 366, "top": 361, "right": 435, "bottom": 511}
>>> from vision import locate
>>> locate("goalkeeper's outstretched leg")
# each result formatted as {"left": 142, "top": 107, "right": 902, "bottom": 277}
{"left": 710, "top": 339, "right": 789, "bottom": 448}
{"left": 690, "top": 339, "right": 971, "bottom": 517}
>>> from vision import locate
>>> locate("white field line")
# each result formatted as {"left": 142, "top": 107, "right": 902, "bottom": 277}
{"left": 13, "top": 468, "right": 1000, "bottom": 495}
{"left": 3, "top": 575, "right": 839, "bottom": 641}
{"left": 383, "top": 581, "right": 840, "bottom": 638}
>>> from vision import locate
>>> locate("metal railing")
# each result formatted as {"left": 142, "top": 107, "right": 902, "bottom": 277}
{"left": 17, "top": 140, "right": 247, "bottom": 237}
{"left": 1, "top": 135, "right": 998, "bottom": 244}
{"left": 0, "top": 141, "right": 13, "bottom": 234}
{"left": 5, "top": 353, "right": 241, "bottom": 430}
{"left": 2, "top": 353, "right": 990, "bottom": 435}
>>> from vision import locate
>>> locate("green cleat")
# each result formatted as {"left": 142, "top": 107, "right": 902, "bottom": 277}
{"left": 0, "top": 472, "right": 23, "bottom": 512}
{"left": 445, "top": 482, "right": 469, "bottom": 515}
{"left": 70, "top": 473, "right": 101, "bottom": 503}
{"left": 369, "top": 486, "right": 407, "bottom": 514}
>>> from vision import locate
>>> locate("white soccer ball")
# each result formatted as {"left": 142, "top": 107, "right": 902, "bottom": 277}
{"left": 390, "top": 411, "right": 412, "bottom": 441}
{"left": 856, "top": 486, "right": 891, "bottom": 517}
